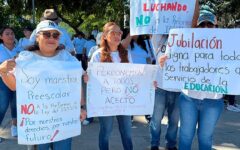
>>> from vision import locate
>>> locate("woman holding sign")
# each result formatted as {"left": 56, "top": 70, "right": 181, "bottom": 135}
{"left": 178, "top": 6, "right": 223, "bottom": 150}
{"left": 0, "top": 20, "right": 86, "bottom": 150}
{"left": 87, "top": 22, "right": 133, "bottom": 150}
{"left": 159, "top": 5, "right": 223, "bottom": 150}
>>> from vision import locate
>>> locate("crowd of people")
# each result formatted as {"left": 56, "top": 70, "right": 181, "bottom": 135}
{"left": 0, "top": 1, "right": 239, "bottom": 150}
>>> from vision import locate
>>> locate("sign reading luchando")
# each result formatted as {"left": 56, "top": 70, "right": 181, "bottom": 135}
{"left": 130, "top": 0, "right": 196, "bottom": 35}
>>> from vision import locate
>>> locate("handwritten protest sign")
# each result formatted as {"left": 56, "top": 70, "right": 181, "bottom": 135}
{"left": 87, "top": 63, "right": 157, "bottom": 117}
{"left": 130, "top": 0, "right": 196, "bottom": 35}
{"left": 162, "top": 28, "right": 240, "bottom": 95}
{"left": 16, "top": 60, "right": 82, "bottom": 145}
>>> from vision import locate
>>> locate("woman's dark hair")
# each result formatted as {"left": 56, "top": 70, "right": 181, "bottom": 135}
{"left": 23, "top": 26, "right": 33, "bottom": 32}
{"left": 130, "top": 35, "right": 148, "bottom": 53}
{"left": 0, "top": 26, "right": 15, "bottom": 43}
{"left": 79, "top": 32, "right": 85, "bottom": 38}
{"left": 122, "top": 28, "right": 130, "bottom": 40}
{"left": 100, "top": 22, "right": 129, "bottom": 63}
{"left": 88, "top": 34, "right": 95, "bottom": 41}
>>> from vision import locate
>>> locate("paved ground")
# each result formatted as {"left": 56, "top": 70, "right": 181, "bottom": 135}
{"left": 0, "top": 103, "right": 240, "bottom": 150}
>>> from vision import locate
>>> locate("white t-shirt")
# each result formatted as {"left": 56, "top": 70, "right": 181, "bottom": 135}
{"left": 16, "top": 50, "right": 78, "bottom": 62}
{"left": 30, "top": 26, "right": 75, "bottom": 53}
{"left": 0, "top": 44, "right": 21, "bottom": 63}
{"left": 88, "top": 45, "right": 99, "bottom": 59}
{"left": 17, "top": 37, "right": 31, "bottom": 50}
{"left": 128, "top": 42, "right": 150, "bottom": 64}
{"left": 72, "top": 37, "right": 87, "bottom": 54}
{"left": 14, "top": 50, "right": 82, "bottom": 78}
{"left": 90, "top": 49, "right": 132, "bottom": 63}
{"left": 83, "top": 39, "right": 96, "bottom": 56}
{"left": 152, "top": 34, "right": 222, "bottom": 99}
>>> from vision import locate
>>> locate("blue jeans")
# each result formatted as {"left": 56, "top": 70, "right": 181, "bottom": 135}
{"left": 0, "top": 78, "right": 17, "bottom": 125}
{"left": 179, "top": 93, "right": 224, "bottom": 150}
{"left": 98, "top": 115, "right": 133, "bottom": 150}
{"left": 150, "top": 88, "right": 180, "bottom": 148}
{"left": 38, "top": 138, "right": 72, "bottom": 150}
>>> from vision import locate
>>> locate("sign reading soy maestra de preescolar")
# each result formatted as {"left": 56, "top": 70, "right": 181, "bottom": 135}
{"left": 16, "top": 60, "right": 82, "bottom": 145}
{"left": 162, "top": 28, "right": 240, "bottom": 95}
{"left": 130, "top": 0, "right": 196, "bottom": 35}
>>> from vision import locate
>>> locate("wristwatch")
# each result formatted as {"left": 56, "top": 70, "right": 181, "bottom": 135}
{"left": 81, "top": 105, "right": 86, "bottom": 110}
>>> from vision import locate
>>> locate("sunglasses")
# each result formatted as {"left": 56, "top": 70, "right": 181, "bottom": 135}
{"left": 107, "top": 30, "right": 123, "bottom": 37}
{"left": 40, "top": 31, "right": 60, "bottom": 40}
{"left": 198, "top": 22, "right": 215, "bottom": 28}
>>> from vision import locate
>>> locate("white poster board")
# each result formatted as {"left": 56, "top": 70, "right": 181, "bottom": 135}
{"left": 130, "top": 0, "right": 196, "bottom": 35}
{"left": 162, "top": 28, "right": 240, "bottom": 95}
{"left": 87, "top": 63, "right": 157, "bottom": 117}
{"left": 16, "top": 60, "right": 82, "bottom": 145}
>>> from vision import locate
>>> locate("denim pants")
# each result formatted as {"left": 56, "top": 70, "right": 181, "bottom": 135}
{"left": 98, "top": 115, "right": 133, "bottom": 150}
{"left": 179, "top": 93, "right": 224, "bottom": 150}
{"left": 0, "top": 78, "right": 17, "bottom": 125}
{"left": 150, "top": 88, "right": 180, "bottom": 148}
{"left": 38, "top": 138, "right": 72, "bottom": 150}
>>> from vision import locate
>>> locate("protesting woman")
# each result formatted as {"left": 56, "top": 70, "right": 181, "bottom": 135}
{"left": 0, "top": 20, "right": 86, "bottom": 150}
{"left": 159, "top": 5, "right": 223, "bottom": 150}
{"left": 87, "top": 22, "right": 133, "bottom": 150}
{"left": 178, "top": 6, "right": 223, "bottom": 150}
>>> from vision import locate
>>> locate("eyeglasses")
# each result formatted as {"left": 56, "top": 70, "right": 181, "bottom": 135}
{"left": 107, "top": 30, "right": 123, "bottom": 37}
{"left": 39, "top": 31, "right": 60, "bottom": 40}
{"left": 198, "top": 22, "right": 215, "bottom": 28}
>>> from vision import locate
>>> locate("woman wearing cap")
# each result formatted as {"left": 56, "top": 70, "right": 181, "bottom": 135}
{"left": 178, "top": 6, "right": 223, "bottom": 150}
{"left": 29, "top": 9, "right": 75, "bottom": 55}
{"left": 0, "top": 26, "right": 21, "bottom": 141}
{"left": 84, "top": 22, "right": 133, "bottom": 150}
{"left": 159, "top": 5, "right": 223, "bottom": 150}
{"left": 0, "top": 20, "right": 86, "bottom": 150}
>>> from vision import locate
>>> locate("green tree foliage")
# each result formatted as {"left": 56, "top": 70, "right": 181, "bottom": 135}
{"left": 0, "top": 0, "right": 10, "bottom": 27}
{"left": 2, "top": 0, "right": 240, "bottom": 38}
{"left": 199, "top": 0, "right": 240, "bottom": 27}
{"left": 5, "top": 0, "right": 128, "bottom": 35}
{"left": 0, "top": 0, "right": 33, "bottom": 39}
